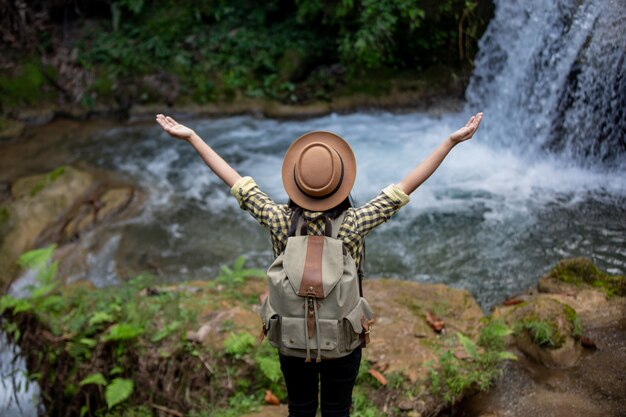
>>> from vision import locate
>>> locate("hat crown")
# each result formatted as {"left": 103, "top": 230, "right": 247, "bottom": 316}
{"left": 282, "top": 131, "right": 356, "bottom": 212}
{"left": 294, "top": 143, "right": 342, "bottom": 198}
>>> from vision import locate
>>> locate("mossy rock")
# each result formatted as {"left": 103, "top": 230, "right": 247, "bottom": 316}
{"left": 0, "top": 166, "right": 140, "bottom": 291}
{"left": 541, "top": 258, "right": 625, "bottom": 297}
{"left": 500, "top": 298, "right": 583, "bottom": 367}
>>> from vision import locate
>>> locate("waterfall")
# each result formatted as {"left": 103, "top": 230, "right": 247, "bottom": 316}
{"left": 466, "top": 0, "right": 626, "bottom": 165}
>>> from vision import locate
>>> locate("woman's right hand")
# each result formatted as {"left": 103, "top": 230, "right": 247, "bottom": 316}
{"left": 156, "top": 114, "right": 195, "bottom": 141}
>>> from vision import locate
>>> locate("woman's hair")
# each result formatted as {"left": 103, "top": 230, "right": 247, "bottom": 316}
{"left": 288, "top": 194, "right": 355, "bottom": 219}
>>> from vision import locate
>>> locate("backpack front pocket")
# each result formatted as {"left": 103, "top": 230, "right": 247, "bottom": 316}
{"left": 280, "top": 317, "right": 338, "bottom": 350}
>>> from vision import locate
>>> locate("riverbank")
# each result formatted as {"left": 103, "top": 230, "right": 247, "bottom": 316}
{"left": 1, "top": 252, "right": 623, "bottom": 417}
{"left": 0, "top": 65, "right": 467, "bottom": 142}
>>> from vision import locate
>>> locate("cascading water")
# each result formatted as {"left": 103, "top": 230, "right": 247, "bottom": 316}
{"left": 466, "top": 0, "right": 626, "bottom": 164}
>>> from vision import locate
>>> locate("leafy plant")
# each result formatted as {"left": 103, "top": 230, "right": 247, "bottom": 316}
{"left": 223, "top": 332, "right": 256, "bottom": 359}
{"left": 216, "top": 255, "right": 265, "bottom": 291}
{"left": 427, "top": 319, "right": 516, "bottom": 404}
{"left": 79, "top": 372, "right": 108, "bottom": 386}
{"left": 517, "top": 319, "right": 561, "bottom": 348}
{"left": 105, "top": 378, "right": 134, "bottom": 409}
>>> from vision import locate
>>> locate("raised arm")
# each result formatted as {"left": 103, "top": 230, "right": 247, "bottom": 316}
{"left": 156, "top": 114, "right": 241, "bottom": 187}
{"left": 398, "top": 112, "right": 483, "bottom": 195}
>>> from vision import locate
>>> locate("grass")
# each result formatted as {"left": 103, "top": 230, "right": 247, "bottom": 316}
{"left": 0, "top": 247, "right": 272, "bottom": 417}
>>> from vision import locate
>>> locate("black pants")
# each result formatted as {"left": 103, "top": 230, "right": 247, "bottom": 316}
{"left": 279, "top": 347, "right": 362, "bottom": 417}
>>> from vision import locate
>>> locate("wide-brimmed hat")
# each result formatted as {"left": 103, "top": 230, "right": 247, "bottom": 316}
{"left": 282, "top": 131, "right": 356, "bottom": 212}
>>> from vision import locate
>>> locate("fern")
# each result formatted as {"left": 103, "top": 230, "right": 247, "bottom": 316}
{"left": 217, "top": 256, "right": 265, "bottom": 289}
{"left": 104, "top": 324, "right": 144, "bottom": 341}
{"left": 255, "top": 354, "right": 281, "bottom": 383}
{"left": 224, "top": 332, "right": 256, "bottom": 358}
{"left": 457, "top": 333, "right": 478, "bottom": 359}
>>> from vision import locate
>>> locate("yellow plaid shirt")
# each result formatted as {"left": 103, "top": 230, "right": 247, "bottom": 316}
{"left": 231, "top": 176, "right": 410, "bottom": 271}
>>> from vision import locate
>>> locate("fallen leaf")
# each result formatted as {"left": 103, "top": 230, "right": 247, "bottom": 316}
{"left": 265, "top": 390, "right": 280, "bottom": 405}
{"left": 425, "top": 311, "right": 445, "bottom": 333}
{"left": 581, "top": 336, "right": 597, "bottom": 349}
{"left": 502, "top": 297, "right": 523, "bottom": 306}
{"left": 368, "top": 369, "right": 387, "bottom": 385}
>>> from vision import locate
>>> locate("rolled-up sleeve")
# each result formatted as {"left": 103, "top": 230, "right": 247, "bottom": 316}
{"left": 352, "top": 184, "right": 409, "bottom": 236}
{"left": 230, "top": 176, "right": 290, "bottom": 234}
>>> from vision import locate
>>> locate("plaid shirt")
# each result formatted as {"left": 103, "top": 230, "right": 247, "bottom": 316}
{"left": 231, "top": 177, "right": 409, "bottom": 271}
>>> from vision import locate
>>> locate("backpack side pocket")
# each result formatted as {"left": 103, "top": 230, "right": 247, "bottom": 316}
{"left": 344, "top": 297, "right": 374, "bottom": 350}
{"left": 260, "top": 297, "right": 280, "bottom": 347}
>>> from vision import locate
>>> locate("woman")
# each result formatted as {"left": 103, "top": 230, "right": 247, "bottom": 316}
{"left": 156, "top": 112, "right": 483, "bottom": 417}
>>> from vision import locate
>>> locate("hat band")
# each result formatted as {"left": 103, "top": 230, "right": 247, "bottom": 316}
{"left": 293, "top": 151, "right": 345, "bottom": 200}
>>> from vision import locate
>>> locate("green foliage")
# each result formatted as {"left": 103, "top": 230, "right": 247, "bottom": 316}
{"left": 351, "top": 388, "right": 384, "bottom": 417}
{"left": 457, "top": 332, "right": 478, "bottom": 359}
{"left": 0, "top": 246, "right": 202, "bottom": 416}
{"left": 254, "top": 350, "right": 281, "bottom": 383}
{"left": 69, "top": 0, "right": 489, "bottom": 104}
{"left": 150, "top": 320, "right": 181, "bottom": 343}
{"left": 105, "top": 378, "right": 134, "bottom": 409}
{"left": 516, "top": 318, "right": 563, "bottom": 348}
{"left": 29, "top": 166, "right": 66, "bottom": 197}
{"left": 427, "top": 319, "right": 516, "bottom": 404}
{"left": 478, "top": 318, "right": 513, "bottom": 351}
{"left": 223, "top": 332, "right": 256, "bottom": 359}
{"left": 79, "top": 372, "right": 108, "bottom": 386}
{"left": 563, "top": 304, "right": 583, "bottom": 339}
{"left": 217, "top": 255, "right": 266, "bottom": 290}
{"left": 0, "top": 62, "right": 46, "bottom": 110}
{"left": 104, "top": 323, "right": 144, "bottom": 341}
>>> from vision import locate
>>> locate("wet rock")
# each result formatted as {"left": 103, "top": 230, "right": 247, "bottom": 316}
{"left": 494, "top": 298, "right": 583, "bottom": 367}
{"left": 16, "top": 107, "right": 56, "bottom": 125}
{"left": 0, "top": 166, "right": 93, "bottom": 290}
{"left": 537, "top": 261, "right": 626, "bottom": 327}
{"left": 539, "top": 257, "right": 625, "bottom": 298}
{"left": 0, "top": 166, "right": 140, "bottom": 291}
{"left": 0, "top": 118, "right": 25, "bottom": 141}
{"left": 61, "top": 186, "right": 134, "bottom": 240}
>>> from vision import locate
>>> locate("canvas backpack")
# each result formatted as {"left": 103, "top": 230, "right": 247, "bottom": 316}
{"left": 259, "top": 208, "right": 374, "bottom": 362}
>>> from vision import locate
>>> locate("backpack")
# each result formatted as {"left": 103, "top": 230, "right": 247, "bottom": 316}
{"left": 259, "top": 208, "right": 374, "bottom": 362}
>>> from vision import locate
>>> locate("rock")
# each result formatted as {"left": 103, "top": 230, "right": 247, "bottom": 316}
{"left": 0, "top": 166, "right": 94, "bottom": 290}
{"left": 0, "top": 166, "right": 140, "bottom": 291}
{"left": 61, "top": 186, "right": 134, "bottom": 240}
{"left": 0, "top": 118, "right": 25, "bottom": 141}
{"left": 397, "top": 398, "right": 414, "bottom": 411}
{"left": 539, "top": 257, "right": 625, "bottom": 297}
{"left": 361, "top": 279, "right": 484, "bottom": 383}
{"left": 16, "top": 107, "right": 56, "bottom": 125}
{"left": 494, "top": 297, "right": 583, "bottom": 367}
{"left": 189, "top": 304, "right": 261, "bottom": 349}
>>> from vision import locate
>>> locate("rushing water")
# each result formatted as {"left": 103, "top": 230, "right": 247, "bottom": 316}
{"left": 40, "top": 110, "right": 626, "bottom": 310}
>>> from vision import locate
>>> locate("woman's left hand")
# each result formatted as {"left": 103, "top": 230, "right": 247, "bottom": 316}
{"left": 448, "top": 112, "right": 483, "bottom": 145}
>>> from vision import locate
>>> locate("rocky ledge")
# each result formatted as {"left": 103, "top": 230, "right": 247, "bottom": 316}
{"left": 1, "top": 255, "right": 623, "bottom": 417}
{"left": 0, "top": 165, "right": 143, "bottom": 292}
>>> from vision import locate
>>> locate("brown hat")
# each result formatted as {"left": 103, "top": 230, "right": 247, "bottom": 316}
{"left": 282, "top": 131, "right": 356, "bottom": 212}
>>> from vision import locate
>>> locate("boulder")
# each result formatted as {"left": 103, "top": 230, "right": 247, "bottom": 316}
{"left": 536, "top": 258, "right": 626, "bottom": 327}
{"left": 0, "top": 166, "right": 139, "bottom": 291}
{"left": 494, "top": 297, "right": 583, "bottom": 367}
